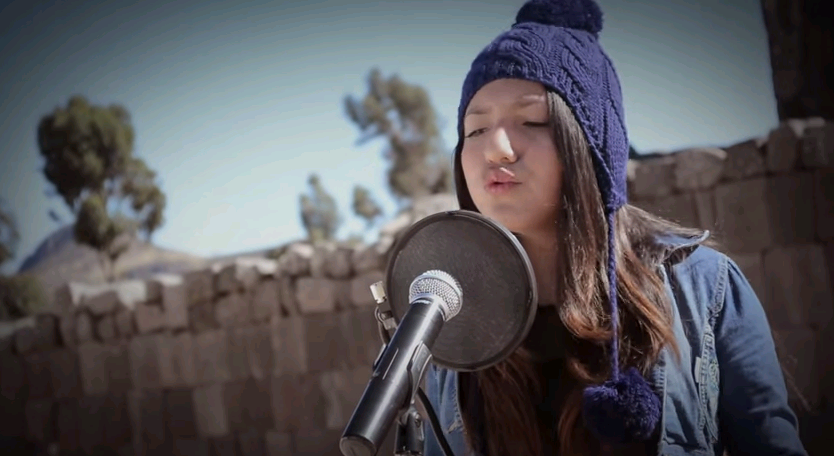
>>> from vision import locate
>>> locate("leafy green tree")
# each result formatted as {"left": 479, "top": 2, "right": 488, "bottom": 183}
{"left": 299, "top": 174, "right": 341, "bottom": 244}
{"left": 36, "top": 95, "right": 166, "bottom": 281}
{"left": 344, "top": 68, "right": 453, "bottom": 203}
{"left": 0, "top": 275, "right": 47, "bottom": 321}
{"left": 352, "top": 185, "right": 383, "bottom": 228}
{"left": 0, "top": 203, "right": 46, "bottom": 321}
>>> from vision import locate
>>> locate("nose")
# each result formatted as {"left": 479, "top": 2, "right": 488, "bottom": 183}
{"left": 484, "top": 127, "right": 517, "bottom": 164}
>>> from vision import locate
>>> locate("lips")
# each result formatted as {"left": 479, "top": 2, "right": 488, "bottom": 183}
{"left": 485, "top": 168, "right": 520, "bottom": 194}
{"left": 486, "top": 168, "right": 519, "bottom": 185}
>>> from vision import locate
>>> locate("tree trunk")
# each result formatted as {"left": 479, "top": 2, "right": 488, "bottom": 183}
{"left": 761, "top": 0, "right": 834, "bottom": 120}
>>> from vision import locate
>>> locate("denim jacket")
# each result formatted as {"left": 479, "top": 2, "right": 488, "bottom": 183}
{"left": 423, "top": 232, "right": 807, "bottom": 456}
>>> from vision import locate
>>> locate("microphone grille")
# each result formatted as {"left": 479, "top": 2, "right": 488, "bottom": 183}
{"left": 409, "top": 270, "right": 463, "bottom": 321}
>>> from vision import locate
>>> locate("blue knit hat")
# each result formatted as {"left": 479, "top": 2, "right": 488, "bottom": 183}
{"left": 454, "top": 0, "right": 660, "bottom": 445}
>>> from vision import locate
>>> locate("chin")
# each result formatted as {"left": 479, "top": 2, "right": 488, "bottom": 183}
{"left": 481, "top": 212, "right": 529, "bottom": 234}
{"left": 483, "top": 213, "right": 554, "bottom": 241}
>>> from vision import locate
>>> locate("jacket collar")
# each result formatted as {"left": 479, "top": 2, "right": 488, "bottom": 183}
{"left": 654, "top": 230, "right": 711, "bottom": 264}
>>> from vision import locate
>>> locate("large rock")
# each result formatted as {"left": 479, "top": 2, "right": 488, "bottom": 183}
{"left": 277, "top": 243, "right": 314, "bottom": 277}
{"left": 183, "top": 268, "right": 214, "bottom": 307}
{"left": 158, "top": 333, "right": 197, "bottom": 387}
{"left": 628, "top": 155, "right": 677, "bottom": 199}
{"left": 765, "top": 173, "right": 817, "bottom": 246}
{"left": 270, "top": 317, "right": 307, "bottom": 376}
{"left": 78, "top": 343, "right": 124, "bottom": 395}
{"left": 215, "top": 261, "right": 262, "bottom": 293}
{"left": 13, "top": 315, "right": 56, "bottom": 354}
{"left": 410, "top": 193, "right": 458, "bottom": 220}
{"left": 192, "top": 384, "right": 228, "bottom": 438}
{"left": 128, "top": 334, "right": 164, "bottom": 389}
{"left": 673, "top": 147, "right": 726, "bottom": 190}
{"left": 351, "top": 244, "right": 384, "bottom": 274}
{"left": 75, "top": 312, "right": 94, "bottom": 343}
{"left": 134, "top": 301, "right": 166, "bottom": 334}
{"left": 224, "top": 377, "right": 274, "bottom": 433}
{"left": 251, "top": 279, "right": 281, "bottom": 322}
{"left": 193, "top": 330, "right": 231, "bottom": 384}
{"left": 51, "top": 282, "right": 105, "bottom": 317}
{"left": 319, "top": 368, "right": 371, "bottom": 430}
{"left": 295, "top": 278, "right": 337, "bottom": 314}
{"left": 801, "top": 121, "right": 834, "bottom": 168}
{"left": 722, "top": 138, "right": 766, "bottom": 180}
{"left": 324, "top": 246, "right": 353, "bottom": 279}
{"left": 350, "top": 271, "right": 385, "bottom": 308}
{"left": 763, "top": 244, "right": 833, "bottom": 329}
{"left": 214, "top": 292, "right": 251, "bottom": 328}
{"left": 766, "top": 118, "right": 824, "bottom": 172}
{"left": 815, "top": 169, "right": 834, "bottom": 241}
{"left": 229, "top": 325, "right": 273, "bottom": 381}
{"left": 714, "top": 178, "right": 773, "bottom": 253}
{"left": 634, "top": 193, "right": 699, "bottom": 229}
{"left": 82, "top": 280, "right": 148, "bottom": 316}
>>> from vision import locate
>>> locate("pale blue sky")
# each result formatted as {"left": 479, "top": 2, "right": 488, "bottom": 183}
{"left": 0, "top": 0, "right": 774, "bottom": 274}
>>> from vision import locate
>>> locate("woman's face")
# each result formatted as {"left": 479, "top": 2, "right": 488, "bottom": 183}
{"left": 461, "top": 79, "right": 563, "bottom": 236}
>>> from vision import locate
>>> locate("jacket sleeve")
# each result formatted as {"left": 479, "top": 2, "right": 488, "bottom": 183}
{"left": 715, "top": 257, "right": 808, "bottom": 456}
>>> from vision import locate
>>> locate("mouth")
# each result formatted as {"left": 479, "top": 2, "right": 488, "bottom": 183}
{"left": 485, "top": 168, "right": 520, "bottom": 194}
{"left": 485, "top": 180, "right": 520, "bottom": 194}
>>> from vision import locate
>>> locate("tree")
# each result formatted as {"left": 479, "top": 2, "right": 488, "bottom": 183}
{"left": 344, "top": 68, "right": 453, "bottom": 203}
{"left": 36, "top": 95, "right": 166, "bottom": 281}
{"left": 0, "top": 202, "right": 46, "bottom": 321}
{"left": 0, "top": 199, "right": 18, "bottom": 268}
{"left": 299, "top": 174, "right": 341, "bottom": 244}
{"left": 0, "top": 275, "right": 47, "bottom": 321}
{"left": 352, "top": 185, "right": 383, "bottom": 228}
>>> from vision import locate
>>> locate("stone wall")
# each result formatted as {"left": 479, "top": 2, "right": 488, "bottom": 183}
{"left": 0, "top": 195, "right": 456, "bottom": 456}
{"left": 1, "top": 119, "right": 832, "bottom": 455}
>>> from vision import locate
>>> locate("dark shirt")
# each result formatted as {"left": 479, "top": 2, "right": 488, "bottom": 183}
{"left": 465, "top": 305, "right": 652, "bottom": 455}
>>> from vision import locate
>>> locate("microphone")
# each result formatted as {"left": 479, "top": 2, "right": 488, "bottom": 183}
{"left": 340, "top": 269, "right": 463, "bottom": 456}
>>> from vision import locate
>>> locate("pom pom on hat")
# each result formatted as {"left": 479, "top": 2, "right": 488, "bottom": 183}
{"left": 582, "top": 367, "right": 662, "bottom": 443}
{"left": 514, "top": 0, "right": 604, "bottom": 35}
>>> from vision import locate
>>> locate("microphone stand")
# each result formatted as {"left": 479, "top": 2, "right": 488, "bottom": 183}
{"left": 394, "top": 405, "right": 425, "bottom": 456}
{"left": 371, "top": 283, "right": 428, "bottom": 456}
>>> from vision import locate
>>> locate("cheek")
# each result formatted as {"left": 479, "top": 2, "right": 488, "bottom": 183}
{"left": 531, "top": 143, "right": 564, "bottom": 202}
{"left": 460, "top": 149, "right": 481, "bottom": 190}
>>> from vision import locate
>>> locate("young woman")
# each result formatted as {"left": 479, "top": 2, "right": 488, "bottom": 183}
{"left": 423, "top": 0, "right": 807, "bottom": 455}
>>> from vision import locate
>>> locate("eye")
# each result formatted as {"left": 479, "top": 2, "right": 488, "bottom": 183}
{"left": 523, "top": 121, "right": 549, "bottom": 128}
{"left": 465, "top": 128, "right": 486, "bottom": 138}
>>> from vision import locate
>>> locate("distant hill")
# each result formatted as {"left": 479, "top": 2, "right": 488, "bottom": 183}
{"left": 17, "top": 225, "right": 209, "bottom": 297}
{"left": 14, "top": 194, "right": 461, "bottom": 300}
{"left": 17, "top": 225, "right": 75, "bottom": 272}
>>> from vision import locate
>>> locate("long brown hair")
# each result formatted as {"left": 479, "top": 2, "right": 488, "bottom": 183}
{"left": 453, "top": 89, "right": 706, "bottom": 455}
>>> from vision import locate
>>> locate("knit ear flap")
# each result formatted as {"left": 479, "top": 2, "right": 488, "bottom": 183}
{"left": 514, "top": 0, "right": 604, "bottom": 35}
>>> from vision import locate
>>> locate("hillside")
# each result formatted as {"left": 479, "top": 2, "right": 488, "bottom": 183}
{"left": 16, "top": 225, "right": 209, "bottom": 296}
{"left": 13, "top": 194, "right": 461, "bottom": 299}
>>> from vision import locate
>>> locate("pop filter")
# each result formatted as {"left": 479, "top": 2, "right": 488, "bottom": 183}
{"left": 384, "top": 210, "right": 537, "bottom": 371}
